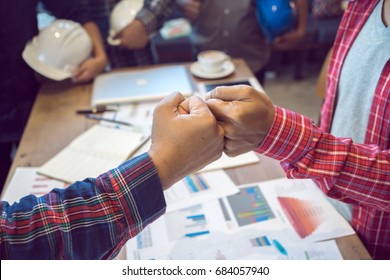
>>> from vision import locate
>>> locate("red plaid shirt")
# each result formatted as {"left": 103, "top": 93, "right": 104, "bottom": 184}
{"left": 257, "top": 0, "right": 390, "bottom": 259}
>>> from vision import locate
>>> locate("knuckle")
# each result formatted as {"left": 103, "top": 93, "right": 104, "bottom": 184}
{"left": 230, "top": 109, "right": 244, "bottom": 124}
{"left": 224, "top": 148, "right": 236, "bottom": 157}
{"left": 204, "top": 114, "right": 217, "bottom": 127}
{"left": 239, "top": 84, "right": 253, "bottom": 95}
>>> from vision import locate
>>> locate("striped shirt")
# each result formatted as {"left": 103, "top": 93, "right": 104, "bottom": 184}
{"left": 0, "top": 153, "right": 166, "bottom": 259}
{"left": 257, "top": 0, "right": 390, "bottom": 259}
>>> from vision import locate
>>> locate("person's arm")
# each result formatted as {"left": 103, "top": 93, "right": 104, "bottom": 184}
{"left": 175, "top": 0, "right": 201, "bottom": 21}
{"left": 0, "top": 93, "right": 224, "bottom": 259}
{"left": 256, "top": 106, "right": 390, "bottom": 211}
{"left": 42, "top": 0, "right": 108, "bottom": 82}
{"left": 72, "top": 21, "right": 108, "bottom": 82}
{"left": 205, "top": 86, "right": 390, "bottom": 212}
{"left": 273, "top": 0, "right": 308, "bottom": 48}
{"left": 119, "top": 0, "right": 174, "bottom": 49}
{"left": 0, "top": 153, "right": 164, "bottom": 260}
{"left": 149, "top": 93, "right": 224, "bottom": 190}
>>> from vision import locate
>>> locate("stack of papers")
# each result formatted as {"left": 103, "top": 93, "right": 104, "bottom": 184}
{"left": 126, "top": 178, "right": 354, "bottom": 260}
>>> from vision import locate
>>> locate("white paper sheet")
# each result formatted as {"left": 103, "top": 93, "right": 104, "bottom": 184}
{"left": 220, "top": 178, "right": 355, "bottom": 243}
{"left": 126, "top": 228, "right": 343, "bottom": 260}
{"left": 2, "top": 167, "right": 68, "bottom": 204}
{"left": 38, "top": 125, "right": 148, "bottom": 183}
{"left": 164, "top": 170, "right": 239, "bottom": 212}
{"left": 125, "top": 178, "right": 354, "bottom": 260}
{"left": 126, "top": 200, "right": 229, "bottom": 255}
{"left": 200, "top": 152, "right": 260, "bottom": 172}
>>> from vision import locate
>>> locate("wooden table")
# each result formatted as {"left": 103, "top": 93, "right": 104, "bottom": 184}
{"left": 3, "top": 59, "right": 372, "bottom": 260}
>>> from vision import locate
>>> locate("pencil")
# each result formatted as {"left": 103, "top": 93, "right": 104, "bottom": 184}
{"left": 85, "top": 114, "right": 133, "bottom": 127}
{"left": 76, "top": 107, "right": 116, "bottom": 114}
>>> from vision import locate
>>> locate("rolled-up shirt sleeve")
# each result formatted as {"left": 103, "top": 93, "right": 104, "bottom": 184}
{"left": 136, "top": 0, "right": 173, "bottom": 34}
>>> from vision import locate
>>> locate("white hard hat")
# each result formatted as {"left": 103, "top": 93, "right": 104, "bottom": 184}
{"left": 107, "top": 0, "right": 144, "bottom": 46}
{"left": 22, "top": 19, "right": 92, "bottom": 81}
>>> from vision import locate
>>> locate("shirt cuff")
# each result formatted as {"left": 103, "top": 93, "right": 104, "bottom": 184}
{"left": 136, "top": 8, "right": 158, "bottom": 34}
{"left": 256, "top": 106, "right": 314, "bottom": 163}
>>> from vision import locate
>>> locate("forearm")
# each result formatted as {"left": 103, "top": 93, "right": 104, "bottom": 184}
{"left": 256, "top": 106, "right": 390, "bottom": 211}
{"left": 0, "top": 153, "right": 165, "bottom": 259}
{"left": 83, "top": 22, "right": 108, "bottom": 64}
{"left": 295, "top": 0, "right": 308, "bottom": 37}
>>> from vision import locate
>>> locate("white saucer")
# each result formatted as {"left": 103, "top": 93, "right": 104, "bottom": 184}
{"left": 190, "top": 60, "right": 235, "bottom": 79}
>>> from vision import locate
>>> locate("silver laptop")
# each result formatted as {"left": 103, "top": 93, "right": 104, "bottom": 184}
{"left": 91, "top": 65, "right": 193, "bottom": 108}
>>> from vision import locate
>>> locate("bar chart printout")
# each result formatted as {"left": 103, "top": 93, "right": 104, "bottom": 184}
{"left": 165, "top": 204, "right": 210, "bottom": 241}
{"left": 184, "top": 214, "right": 209, "bottom": 238}
{"left": 184, "top": 174, "right": 209, "bottom": 193}
{"left": 250, "top": 236, "right": 272, "bottom": 247}
{"left": 227, "top": 186, "right": 275, "bottom": 227}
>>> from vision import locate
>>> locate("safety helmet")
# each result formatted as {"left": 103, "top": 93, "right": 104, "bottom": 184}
{"left": 107, "top": 0, "right": 144, "bottom": 46}
{"left": 22, "top": 19, "right": 92, "bottom": 81}
{"left": 255, "top": 0, "right": 297, "bottom": 42}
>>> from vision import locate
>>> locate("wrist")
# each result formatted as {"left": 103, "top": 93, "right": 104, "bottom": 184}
{"left": 135, "top": 9, "right": 157, "bottom": 34}
{"left": 148, "top": 147, "right": 178, "bottom": 190}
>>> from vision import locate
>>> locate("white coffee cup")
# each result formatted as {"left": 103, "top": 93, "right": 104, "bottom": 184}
{"left": 197, "top": 50, "right": 229, "bottom": 74}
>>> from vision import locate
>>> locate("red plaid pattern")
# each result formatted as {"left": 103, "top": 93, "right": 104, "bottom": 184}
{"left": 257, "top": 0, "right": 390, "bottom": 259}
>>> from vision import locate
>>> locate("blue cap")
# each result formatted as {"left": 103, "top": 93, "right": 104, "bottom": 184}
{"left": 256, "top": 0, "right": 297, "bottom": 42}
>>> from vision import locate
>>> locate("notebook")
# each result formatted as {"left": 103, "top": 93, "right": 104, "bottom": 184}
{"left": 91, "top": 65, "right": 193, "bottom": 108}
{"left": 38, "top": 125, "right": 149, "bottom": 183}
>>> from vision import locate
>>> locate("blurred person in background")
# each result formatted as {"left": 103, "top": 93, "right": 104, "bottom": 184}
{"left": 77, "top": 0, "right": 172, "bottom": 69}
{"left": 175, "top": 0, "right": 308, "bottom": 84}
{"left": 0, "top": 0, "right": 107, "bottom": 193}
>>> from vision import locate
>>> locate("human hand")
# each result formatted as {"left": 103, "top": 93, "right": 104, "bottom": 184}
{"left": 273, "top": 29, "right": 305, "bottom": 49}
{"left": 205, "top": 85, "right": 275, "bottom": 157}
{"left": 72, "top": 55, "right": 107, "bottom": 83}
{"left": 176, "top": 0, "right": 201, "bottom": 21}
{"left": 149, "top": 92, "right": 224, "bottom": 190}
{"left": 117, "top": 19, "right": 149, "bottom": 49}
{"left": 273, "top": 0, "right": 307, "bottom": 49}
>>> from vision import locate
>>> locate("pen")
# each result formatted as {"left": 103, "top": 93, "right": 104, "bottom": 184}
{"left": 85, "top": 114, "right": 133, "bottom": 127}
{"left": 76, "top": 107, "right": 117, "bottom": 114}
{"left": 273, "top": 239, "right": 288, "bottom": 256}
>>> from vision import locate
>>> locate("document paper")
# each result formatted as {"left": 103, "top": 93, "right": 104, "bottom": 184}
{"left": 2, "top": 167, "right": 68, "bottom": 204}
{"left": 38, "top": 125, "right": 148, "bottom": 183}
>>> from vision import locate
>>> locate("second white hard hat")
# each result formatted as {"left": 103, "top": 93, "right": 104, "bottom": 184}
{"left": 107, "top": 0, "right": 144, "bottom": 46}
{"left": 22, "top": 19, "right": 92, "bottom": 81}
